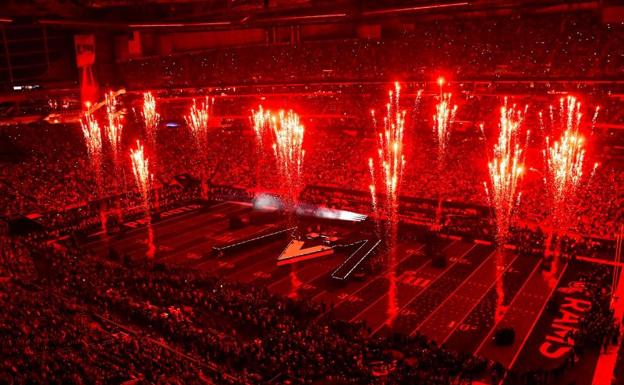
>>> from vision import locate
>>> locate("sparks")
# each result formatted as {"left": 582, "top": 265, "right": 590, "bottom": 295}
{"left": 81, "top": 111, "right": 106, "bottom": 235}
{"left": 81, "top": 111, "right": 102, "bottom": 168}
{"left": 369, "top": 81, "right": 406, "bottom": 220}
{"left": 185, "top": 96, "right": 213, "bottom": 198}
{"left": 185, "top": 97, "right": 213, "bottom": 148}
{"left": 433, "top": 90, "right": 457, "bottom": 163}
{"left": 130, "top": 140, "right": 155, "bottom": 258}
{"left": 486, "top": 99, "right": 528, "bottom": 245}
{"left": 544, "top": 96, "right": 598, "bottom": 241}
{"left": 271, "top": 110, "right": 305, "bottom": 206}
{"left": 130, "top": 140, "right": 151, "bottom": 203}
{"left": 253, "top": 107, "right": 305, "bottom": 207}
{"left": 104, "top": 92, "right": 123, "bottom": 160}
{"left": 141, "top": 92, "right": 160, "bottom": 146}
{"left": 251, "top": 105, "right": 272, "bottom": 148}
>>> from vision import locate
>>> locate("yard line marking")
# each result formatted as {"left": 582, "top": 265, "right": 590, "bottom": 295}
{"left": 87, "top": 202, "right": 241, "bottom": 248}
{"left": 439, "top": 251, "right": 521, "bottom": 345}
{"left": 410, "top": 247, "right": 501, "bottom": 337}
{"left": 348, "top": 247, "right": 440, "bottom": 323}
{"left": 107, "top": 209, "right": 247, "bottom": 258}
{"left": 313, "top": 242, "right": 436, "bottom": 319}
{"left": 369, "top": 242, "right": 474, "bottom": 335}
{"left": 472, "top": 259, "right": 545, "bottom": 355}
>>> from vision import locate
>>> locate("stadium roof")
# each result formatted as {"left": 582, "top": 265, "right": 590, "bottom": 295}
{"left": 0, "top": 0, "right": 601, "bottom": 29}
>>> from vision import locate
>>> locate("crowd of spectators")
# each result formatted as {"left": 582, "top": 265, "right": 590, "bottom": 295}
{"left": 1, "top": 8, "right": 623, "bottom": 385}
{"left": 0, "top": 226, "right": 618, "bottom": 384}
{"left": 117, "top": 13, "right": 624, "bottom": 90}
{"left": 0, "top": 236, "right": 497, "bottom": 384}
{"left": 1, "top": 87, "right": 623, "bottom": 245}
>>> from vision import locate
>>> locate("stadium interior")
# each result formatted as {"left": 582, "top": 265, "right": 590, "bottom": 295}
{"left": 1, "top": 1, "right": 624, "bottom": 384}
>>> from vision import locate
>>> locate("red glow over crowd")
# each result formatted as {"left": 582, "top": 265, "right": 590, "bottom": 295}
{"left": 1, "top": 6, "right": 624, "bottom": 385}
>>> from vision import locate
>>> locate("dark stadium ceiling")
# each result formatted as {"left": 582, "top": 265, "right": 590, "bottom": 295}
{"left": 0, "top": 0, "right": 602, "bottom": 27}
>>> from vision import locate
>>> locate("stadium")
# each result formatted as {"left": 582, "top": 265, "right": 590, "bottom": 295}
{"left": 1, "top": 0, "right": 624, "bottom": 384}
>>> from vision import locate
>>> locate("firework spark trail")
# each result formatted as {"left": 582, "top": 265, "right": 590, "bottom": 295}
{"left": 105, "top": 92, "right": 123, "bottom": 163}
{"left": 270, "top": 110, "right": 305, "bottom": 208}
{"left": 368, "top": 158, "right": 378, "bottom": 213}
{"left": 81, "top": 112, "right": 103, "bottom": 171}
{"left": 369, "top": 82, "right": 406, "bottom": 222}
{"left": 141, "top": 92, "right": 160, "bottom": 210}
{"left": 432, "top": 83, "right": 457, "bottom": 226}
{"left": 104, "top": 92, "right": 125, "bottom": 220}
{"left": 142, "top": 92, "right": 160, "bottom": 147}
{"left": 185, "top": 97, "right": 213, "bottom": 198}
{"left": 251, "top": 105, "right": 271, "bottom": 149}
{"left": 81, "top": 111, "right": 107, "bottom": 235}
{"left": 433, "top": 92, "right": 458, "bottom": 164}
{"left": 130, "top": 141, "right": 155, "bottom": 258}
{"left": 485, "top": 99, "right": 528, "bottom": 246}
{"left": 250, "top": 105, "right": 273, "bottom": 191}
{"left": 543, "top": 95, "right": 598, "bottom": 271}
{"left": 368, "top": 82, "right": 407, "bottom": 327}
{"left": 185, "top": 97, "right": 212, "bottom": 147}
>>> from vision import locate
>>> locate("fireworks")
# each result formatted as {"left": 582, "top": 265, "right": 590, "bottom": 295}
{"left": 141, "top": 92, "right": 160, "bottom": 145}
{"left": 486, "top": 100, "right": 528, "bottom": 244}
{"left": 251, "top": 105, "right": 271, "bottom": 148}
{"left": 544, "top": 96, "right": 596, "bottom": 225}
{"left": 185, "top": 97, "right": 213, "bottom": 148}
{"left": 433, "top": 92, "right": 457, "bottom": 162}
{"left": 271, "top": 110, "right": 305, "bottom": 205}
{"left": 130, "top": 140, "right": 151, "bottom": 201}
{"left": 81, "top": 111, "right": 102, "bottom": 165}
{"left": 432, "top": 81, "right": 457, "bottom": 227}
{"left": 369, "top": 82, "right": 406, "bottom": 224}
{"left": 130, "top": 140, "right": 155, "bottom": 258}
{"left": 185, "top": 96, "right": 213, "bottom": 198}
{"left": 542, "top": 96, "right": 598, "bottom": 269}
{"left": 546, "top": 130, "right": 585, "bottom": 215}
{"left": 104, "top": 92, "right": 123, "bottom": 160}
{"left": 81, "top": 111, "right": 107, "bottom": 235}
{"left": 251, "top": 106, "right": 306, "bottom": 205}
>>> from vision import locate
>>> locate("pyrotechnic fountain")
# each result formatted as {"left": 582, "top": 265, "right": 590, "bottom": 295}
{"left": 140, "top": 92, "right": 161, "bottom": 210}
{"left": 251, "top": 107, "right": 305, "bottom": 209}
{"left": 130, "top": 141, "right": 155, "bottom": 258}
{"left": 80, "top": 110, "right": 108, "bottom": 235}
{"left": 433, "top": 79, "right": 457, "bottom": 165}
{"left": 543, "top": 95, "right": 598, "bottom": 273}
{"left": 185, "top": 97, "right": 213, "bottom": 198}
{"left": 271, "top": 110, "right": 305, "bottom": 206}
{"left": 485, "top": 100, "right": 528, "bottom": 245}
{"left": 81, "top": 111, "right": 103, "bottom": 171}
{"left": 432, "top": 78, "right": 458, "bottom": 226}
{"left": 485, "top": 99, "right": 529, "bottom": 322}
{"left": 104, "top": 91, "right": 124, "bottom": 221}
{"left": 105, "top": 91, "right": 123, "bottom": 163}
{"left": 368, "top": 82, "right": 407, "bottom": 326}
{"left": 142, "top": 92, "right": 160, "bottom": 148}
{"left": 251, "top": 105, "right": 270, "bottom": 149}
{"left": 250, "top": 105, "right": 272, "bottom": 192}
